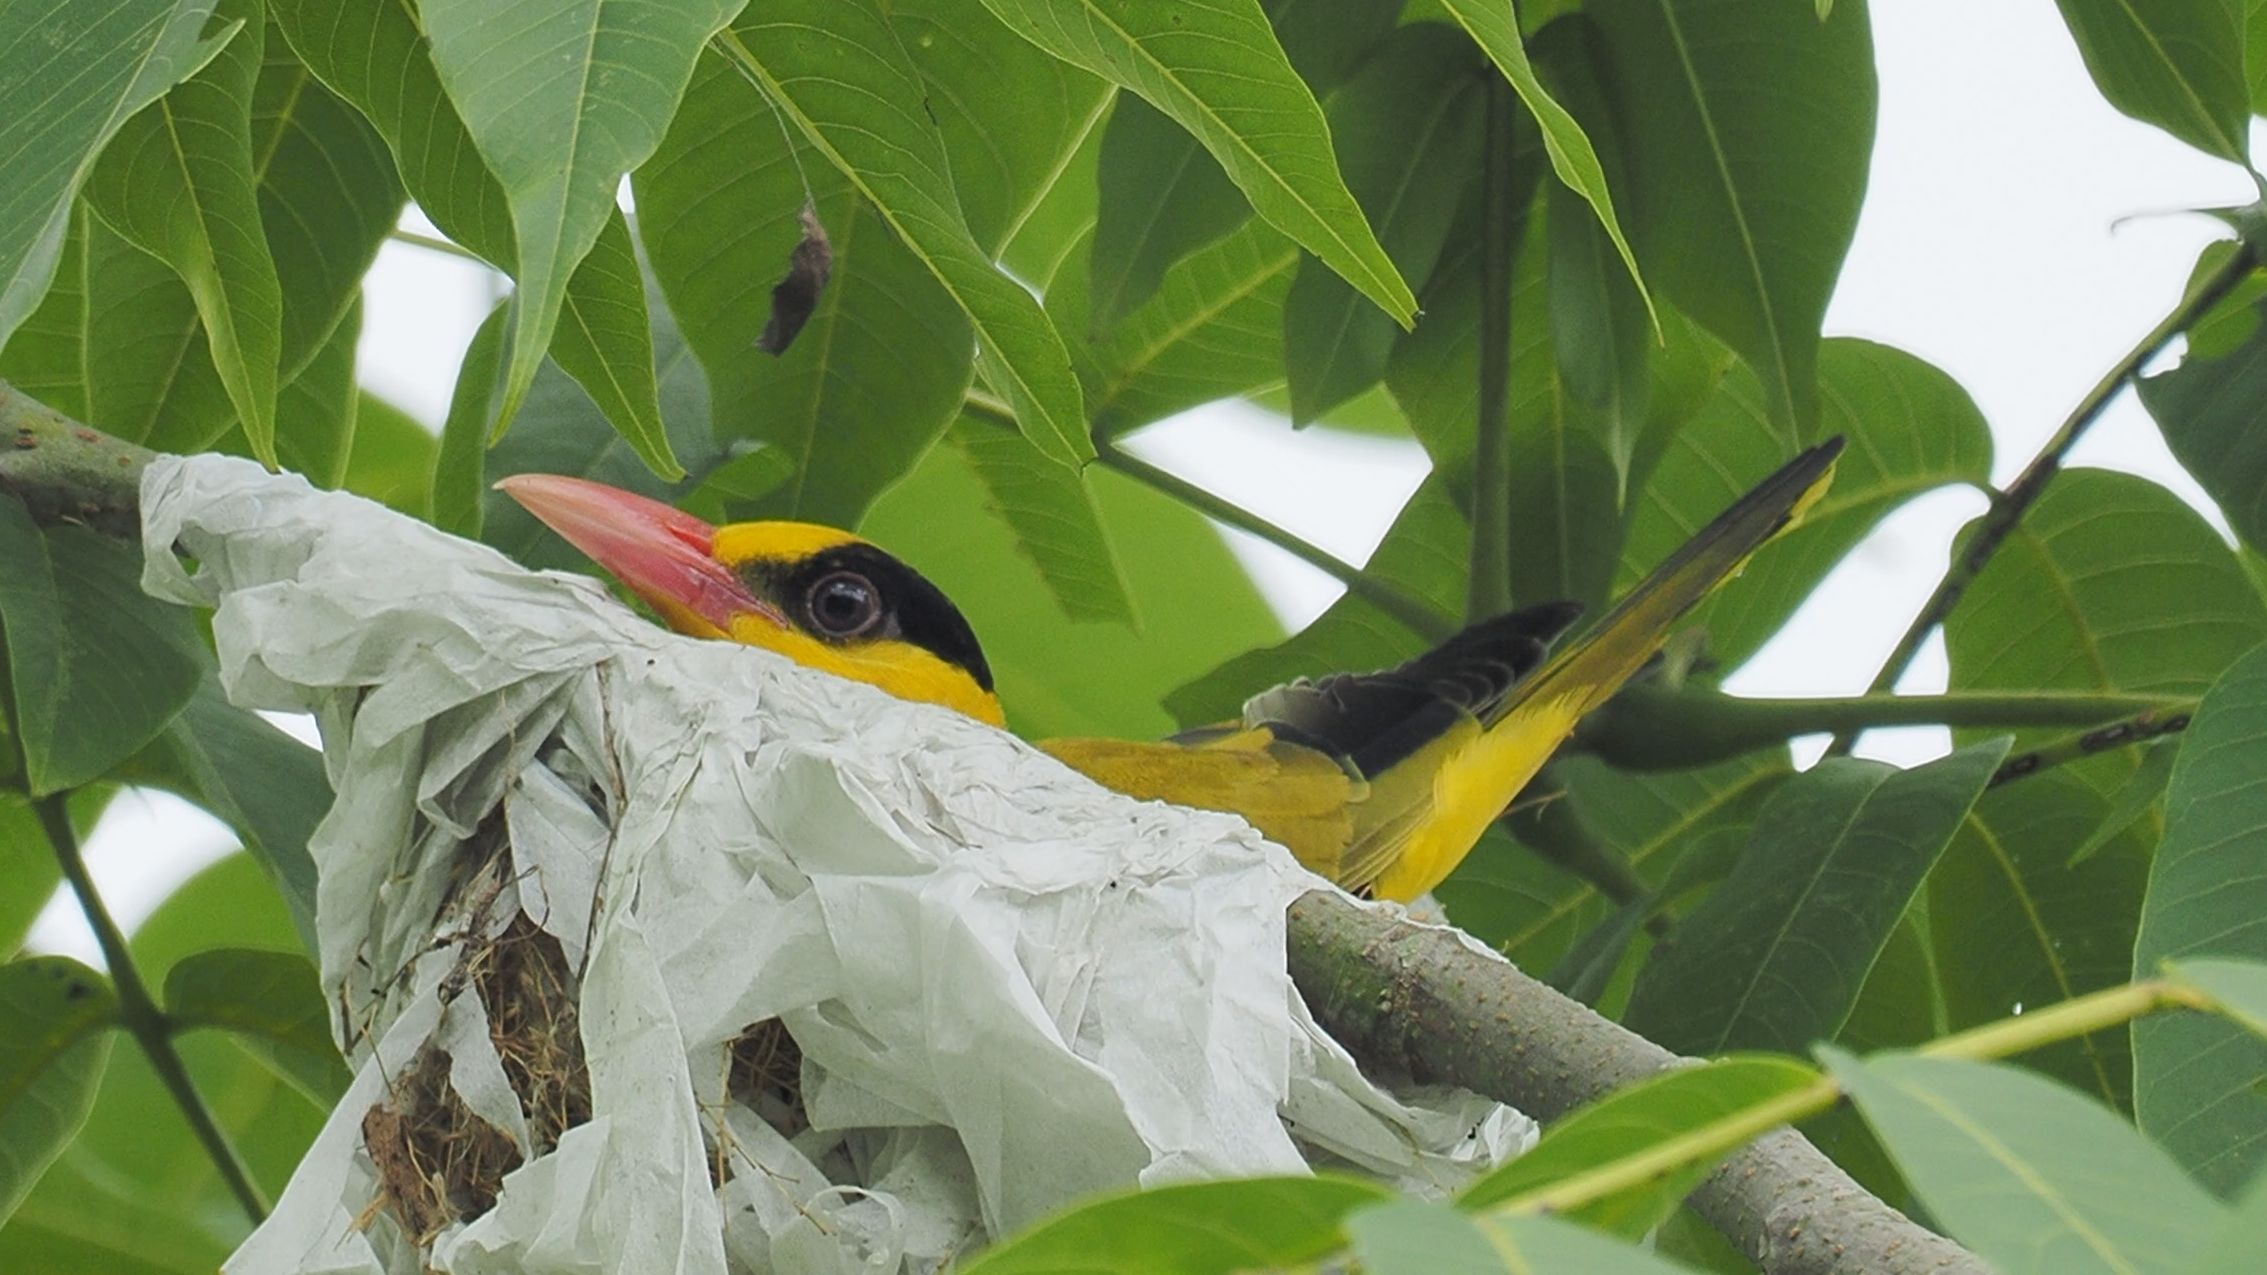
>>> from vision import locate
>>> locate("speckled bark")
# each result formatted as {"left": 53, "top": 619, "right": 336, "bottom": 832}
{"left": 0, "top": 384, "right": 154, "bottom": 535}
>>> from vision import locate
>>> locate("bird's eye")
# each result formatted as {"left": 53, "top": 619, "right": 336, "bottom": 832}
{"left": 805, "top": 571, "right": 883, "bottom": 638}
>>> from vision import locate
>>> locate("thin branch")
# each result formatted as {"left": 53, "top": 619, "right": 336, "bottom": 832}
{"left": 386, "top": 227, "right": 488, "bottom": 264}
{"left": 961, "top": 389, "right": 1459, "bottom": 639}
{"left": 1826, "top": 243, "right": 2258, "bottom": 756}
{"left": 1986, "top": 704, "right": 2193, "bottom": 787}
{"left": 35, "top": 795, "right": 269, "bottom": 1224}
{"left": 1468, "top": 76, "right": 1517, "bottom": 622}
{"left": 1579, "top": 683, "right": 2187, "bottom": 771}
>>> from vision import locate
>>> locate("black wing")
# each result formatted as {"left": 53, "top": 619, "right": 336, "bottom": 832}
{"left": 1227, "top": 601, "right": 1584, "bottom": 779}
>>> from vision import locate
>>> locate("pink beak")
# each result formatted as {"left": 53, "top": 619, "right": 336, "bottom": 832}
{"left": 494, "top": 474, "right": 786, "bottom": 635}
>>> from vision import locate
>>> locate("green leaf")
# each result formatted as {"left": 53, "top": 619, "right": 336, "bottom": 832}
{"left": 893, "top": 0, "right": 1109, "bottom": 258}
{"left": 248, "top": 26, "right": 405, "bottom": 381}
{"left": 2054, "top": 0, "right": 2249, "bottom": 162}
{"left": 2140, "top": 293, "right": 2267, "bottom": 558}
{"left": 0, "top": 957, "right": 116, "bottom": 1229}
{"left": 271, "top": 294, "right": 360, "bottom": 487}
{"left": 953, "top": 418, "right": 1136, "bottom": 625}
{"left": 1587, "top": 0, "right": 1876, "bottom": 434}
{"left": 1457, "top": 1055, "right": 1819, "bottom": 1237}
{"left": 1283, "top": 23, "right": 1489, "bottom": 424}
{"left": 0, "top": 502, "right": 204, "bottom": 795}
{"left": 718, "top": 5, "right": 1090, "bottom": 469}
{"left": 1434, "top": 0, "right": 1652, "bottom": 326}
{"left": 0, "top": 799, "right": 62, "bottom": 954}
{"left": 270, "top": 0, "right": 670, "bottom": 479}
{"left": 982, "top": 0, "right": 1415, "bottom": 327}
{"left": 1086, "top": 0, "right": 1405, "bottom": 328}
{"left": 1347, "top": 1201, "right": 1700, "bottom": 1274}
{"left": 2066, "top": 737, "right": 2177, "bottom": 867}
{"left": 635, "top": 50, "right": 976, "bottom": 527}
{"left": 1931, "top": 774, "right": 2150, "bottom": 1110}
{"left": 164, "top": 949, "right": 346, "bottom": 1104}
{"left": 1624, "top": 741, "right": 2008, "bottom": 1056}
{"left": 1946, "top": 470, "right": 2267, "bottom": 795}
{"left": 1087, "top": 220, "right": 1300, "bottom": 437}
{"left": 958, "top": 1176, "right": 1390, "bottom": 1274}
{"left": 1620, "top": 338, "right": 1995, "bottom": 669}
{"left": 2193, "top": 1162, "right": 2267, "bottom": 1274}
{"left": 1824, "top": 1048, "right": 2225, "bottom": 1274}
{"left": 418, "top": 0, "right": 727, "bottom": 463}
{"left": 2133, "top": 643, "right": 2267, "bottom": 1194}
{"left": 83, "top": 0, "right": 283, "bottom": 466}
{"left": 0, "top": 0, "right": 228, "bottom": 351}
{"left": 865, "top": 442, "right": 1282, "bottom": 740}
{"left": 342, "top": 391, "right": 437, "bottom": 518}
{"left": 433, "top": 300, "right": 509, "bottom": 539}
{"left": 2175, "top": 957, "right": 2267, "bottom": 1041}
{"left": 147, "top": 674, "right": 329, "bottom": 951}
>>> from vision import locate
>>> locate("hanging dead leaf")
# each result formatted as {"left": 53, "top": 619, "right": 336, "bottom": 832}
{"left": 757, "top": 199, "right": 833, "bottom": 355}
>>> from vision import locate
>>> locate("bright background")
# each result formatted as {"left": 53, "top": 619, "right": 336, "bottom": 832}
{"left": 28, "top": 0, "right": 2260, "bottom": 962}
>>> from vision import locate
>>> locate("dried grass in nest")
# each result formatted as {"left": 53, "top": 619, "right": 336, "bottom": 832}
{"left": 361, "top": 915, "right": 592, "bottom": 1245}
{"left": 727, "top": 1017, "right": 809, "bottom": 1139}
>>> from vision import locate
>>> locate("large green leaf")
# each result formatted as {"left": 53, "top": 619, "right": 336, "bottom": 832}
{"left": 719, "top": 2, "right": 1090, "bottom": 468}
{"left": 0, "top": 957, "right": 116, "bottom": 1229}
{"left": 866, "top": 442, "right": 1282, "bottom": 740}
{"left": 1433, "top": 0, "right": 1650, "bottom": 322}
{"left": 634, "top": 50, "right": 975, "bottom": 527}
{"left": 961, "top": 1176, "right": 1389, "bottom": 1274}
{"left": 0, "top": 799, "right": 62, "bottom": 954}
{"left": 0, "top": 0, "right": 227, "bottom": 351}
{"left": 1946, "top": 469, "right": 2267, "bottom": 767}
{"left": 1283, "top": 23, "right": 1488, "bottom": 424}
{"left": 83, "top": 0, "right": 282, "bottom": 465}
{"left": 1587, "top": 0, "right": 1875, "bottom": 434}
{"left": 0, "top": 501, "right": 204, "bottom": 795}
{"left": 2054, "top": 0, "right": 2249, "bottom": 162}
{"left": 1619, "top": 338, "right": 1995, "bottom": 669}
{"left": 164, "top": 949, "right": 347, "bottom": 1104}
{"left": 893, "top": 0, "right": 1110, "bottom": 259}
{"left": 269, "top": 294, "right": 359, "bottom": 487}
{"left": 1825, "top": 1049, "right": 2225, "bottom": 1275}
{"left": 1457, "top": 1055, "right": 1819, "bottom": 1237}
{"left": 2133, "top": 643, "right": 2267, "bottom": 1194}
{"left": 953, "top": 419, "right": 1136, "bottom": 625}
{"left": 342, "top": 391, "right": 437, "bottom": 517}
{"left": 432, "top": 299, "right": 509, "bottom": 538}
{"left": 1346, "top": 1201, "right": 1698, "bottom": 1274}
{"left": 1085, "top": 0, "right": 1407, "bottom": 329}
{"left": 247, "top": 28, "right": 404, "bottom": 379}
{"left": 982, "top": 0, "right": 1414, "bottom": 327}
{"left": 1087, "top": 220, "right": 1300, "bottom": 436}
{"left": 419, "top": 0, "right": 730, "bottom": 460}
{"left": 2139, "top": 292, "right": 2267, "bottom": 557}
{"left": 1931, "top": 774, "right": 2149, "bottom": 1110}
{"left": 1624, "top": 741, "right": 2008, "bottom": 1056}
{"left": 269, "top": 0, "right": 671, "bottom": 479}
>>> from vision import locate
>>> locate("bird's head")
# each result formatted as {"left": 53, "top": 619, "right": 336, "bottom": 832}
{"left": 496, "top": 474, "right": 1005, "bottom": 726}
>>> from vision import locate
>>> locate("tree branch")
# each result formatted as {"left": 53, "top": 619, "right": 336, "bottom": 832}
{"left": 9, "top": 386, "right": 1980, "bottom": 1273}
{"left": 1825, "top": 243, "right": 2258, "bottom": 757}
{"left": 35, "top": 794, "right": 269, "bottom": 1224}
{"left": 1986, "top": 704, "right": 2192, "bottom": 787}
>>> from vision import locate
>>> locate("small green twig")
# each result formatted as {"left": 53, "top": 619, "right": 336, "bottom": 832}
{"left": 961, "top": 390, "right": 1458, "bottom": 639}
{"left": 386, "top": 227, "right": 488, "bottom": 265}
{"left": 35, "top": 794, "right": 269, "bottom": 1225}
{"left": 1826, "top": 243, "right": 2259, "bottom": 757}
{"left": 1986, "top": 704, "right": 2193, "bottom": 787}
{"left": 1468, "top": 75, "right": 1518, "bottom": 624}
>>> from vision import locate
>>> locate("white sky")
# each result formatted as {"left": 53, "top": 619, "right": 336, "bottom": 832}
{"left": 28, "top": 0, "right": 2260, "bottom": 961}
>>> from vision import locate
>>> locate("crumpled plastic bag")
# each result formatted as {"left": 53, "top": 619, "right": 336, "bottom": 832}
{"left": 138, "top": 456, "right": 1534, "bottom": 1274}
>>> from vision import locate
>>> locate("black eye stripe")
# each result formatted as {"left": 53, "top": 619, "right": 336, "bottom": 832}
{"left": 748, "top": 543, "right": 996, "bottom": 692}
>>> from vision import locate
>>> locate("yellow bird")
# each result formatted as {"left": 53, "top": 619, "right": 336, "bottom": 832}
{"left": 498, "top": 439, "right": 1840, "bottom": 901}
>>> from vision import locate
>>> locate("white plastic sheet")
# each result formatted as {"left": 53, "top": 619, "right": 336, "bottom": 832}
{"left": 139, "top": 457, "right": 1533, "bottom": 1274}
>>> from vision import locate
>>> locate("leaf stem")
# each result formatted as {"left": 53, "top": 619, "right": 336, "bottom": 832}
{"left": 386, "top": 228, "right": 487, "bottom": 264}
{"left": 1985, "top": 703, "right": 2194, "bottom": 787}
{"left": 1493, "top": 978, "right": 2209, "bottom": 1220}
{"left": 961, "top": 390, "right": 1459, "bottom": 638}
{"left": 1826, "top": 242, "right": 2258, "bottom": 756}
{"left": 35, "top": 794, "right": 269, "bottom": 1225}
{"left": 1468, "top": 76, "right": 1517, "bottom": 623}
